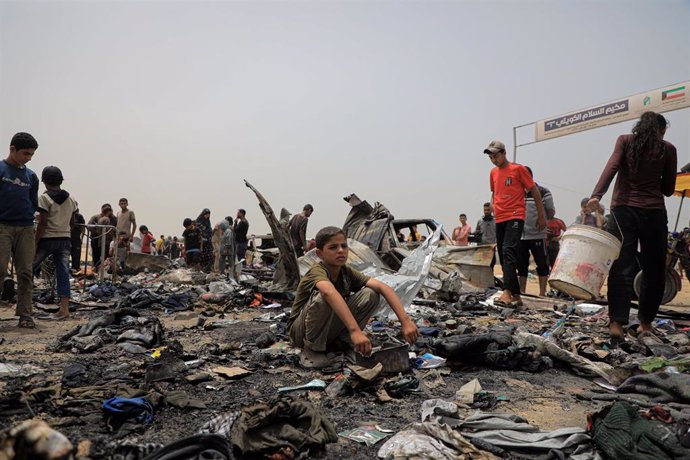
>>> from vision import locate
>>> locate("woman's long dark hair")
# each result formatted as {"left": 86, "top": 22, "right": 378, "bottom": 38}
{"left": 628, "top": 111, "right": 667, "bottom": 173}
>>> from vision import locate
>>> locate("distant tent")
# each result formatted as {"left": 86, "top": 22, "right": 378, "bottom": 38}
{"left": 674, "top": 172, "right": 690, "bottom": 197}
{"left": 672, "top": 173, "right": 690, "bottom": 230}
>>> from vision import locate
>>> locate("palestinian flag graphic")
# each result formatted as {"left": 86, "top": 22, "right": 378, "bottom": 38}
{"left": 662, "top": 85, "right": 686, "bottom": 101}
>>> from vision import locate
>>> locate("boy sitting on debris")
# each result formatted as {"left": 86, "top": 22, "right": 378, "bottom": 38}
{"left": 287, "top": 226, "right": 419, "bottom": 368}
{"left": 182, "top": 218, "right": 203, "bottom": 270}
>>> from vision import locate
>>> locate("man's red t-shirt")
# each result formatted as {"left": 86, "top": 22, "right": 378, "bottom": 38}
{"left": 490, "top": 163, "right": 535, "bottom": 223}
{"left": 546, "top": 218, "right": 567, "bottom": 243}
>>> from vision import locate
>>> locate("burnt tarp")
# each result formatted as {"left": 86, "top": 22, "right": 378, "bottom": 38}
{"left": 342, "top": 193, "right": 394, "bottom": 253}
{"left": 245, "top": 180, "right": 300, "bottom": 290}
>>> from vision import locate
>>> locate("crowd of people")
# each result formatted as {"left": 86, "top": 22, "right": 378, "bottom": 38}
{"left": 0, "top": 111, "right": 680, "bottom": 347}
{"left": 478, "top": 111, "right": 677, "bottom": 341}
{"left": 71, "top": 201, "right": 253, "bottom": 278}
{"left": 0, "top": 132, "right": 317, "bottom": 327}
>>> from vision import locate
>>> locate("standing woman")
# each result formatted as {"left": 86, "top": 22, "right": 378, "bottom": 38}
{"left": 196, "top": 208, "right": 214, "bottom": 272}
{"left": 587, "top": 112, "right": 677, "bottom": 339}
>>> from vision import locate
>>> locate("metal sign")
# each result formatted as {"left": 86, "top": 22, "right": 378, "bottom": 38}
{"left": 535, "top": 81, "right": 689, "bottom": 142}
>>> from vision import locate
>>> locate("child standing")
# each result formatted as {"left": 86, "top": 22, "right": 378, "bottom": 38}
{"left": 139, "top": 225, "right": 155, "bottom": 255}
{"left": 33, "top": 166, "right": 78, "bottom": 320}
{"left": 109, "top": 231, "right": 131, "bottom": 273}
{"left": 182, "top": 218, "right": 203, "bottom": 270}
{"left": 218, "top": 219, "right": 235, "bottom": 278}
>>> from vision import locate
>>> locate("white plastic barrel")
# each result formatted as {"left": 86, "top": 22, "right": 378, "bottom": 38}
{"left": 548, "top": 225, "right": 621, "bottom": 300}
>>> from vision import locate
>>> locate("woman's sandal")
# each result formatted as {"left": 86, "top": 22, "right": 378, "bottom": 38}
{"left": 493, "top": 298, "right": 517, "bottom": 308}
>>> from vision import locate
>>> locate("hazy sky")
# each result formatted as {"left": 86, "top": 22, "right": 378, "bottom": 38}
{"left": 2, "top": 1, "right": 689, "bottom": 238}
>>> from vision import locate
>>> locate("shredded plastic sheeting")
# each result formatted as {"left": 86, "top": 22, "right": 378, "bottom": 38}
{"left": 373, "top": 228, "right": 440, "bottom": 316}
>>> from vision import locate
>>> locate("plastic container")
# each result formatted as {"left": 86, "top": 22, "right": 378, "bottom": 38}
{"left": 548, "top": 225, "right": 621, "bottom": 300}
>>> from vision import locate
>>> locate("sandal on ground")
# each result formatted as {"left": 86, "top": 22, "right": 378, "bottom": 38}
{"left": 637, "top": 330, "right": 662, "bottom": 343}
{"left": 18, "top": 318, "right": 36, "bottom": 329}
{"left": 493, "top": 298, "right": 516, "bottom": 308}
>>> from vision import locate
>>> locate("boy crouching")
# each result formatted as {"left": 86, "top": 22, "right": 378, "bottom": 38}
{"left": 287, "top": 226, "right": 419, "bottom": 368}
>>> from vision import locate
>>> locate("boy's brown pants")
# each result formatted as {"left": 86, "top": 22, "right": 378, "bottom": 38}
{"left": 291, "top": 287, "right": 380, "bottom": 352}
{"left": 0, "top": 224, "right": 35, "bottom": 320}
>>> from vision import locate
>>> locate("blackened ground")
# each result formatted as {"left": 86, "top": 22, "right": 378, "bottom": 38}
{"left": 0, "top": 304, "right": 603, "bottom": 460}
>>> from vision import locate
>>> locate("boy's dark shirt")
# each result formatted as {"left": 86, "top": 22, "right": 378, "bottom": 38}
{"left": 0, "top": 159, "right": 39, "bottom": 226}
{"left": 183, "top": 227, "right": 202, "bottom": 250}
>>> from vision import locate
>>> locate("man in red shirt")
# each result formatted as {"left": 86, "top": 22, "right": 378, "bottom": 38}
{"left": 484, "top": 140, "right": 546, "bottom": 307}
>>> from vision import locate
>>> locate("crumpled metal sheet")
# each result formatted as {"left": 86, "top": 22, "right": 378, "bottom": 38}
{"left": 343, "top": 192, "right": 494, "bottom": 289}
{"left": 244, "top": 180, "right": 300, "bottom": 290}
{"left": 342, "top": 193, "right": 394, "bottom": 253}
{"left": 430, "top": 244, "right": 496, "bottom": 288}
{"left": 298, "top": 239, "right": 391, "bottom": 277}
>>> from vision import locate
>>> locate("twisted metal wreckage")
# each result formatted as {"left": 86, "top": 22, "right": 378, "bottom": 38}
{"left": 244, "top": 181, "right": 496, "bottom": 308}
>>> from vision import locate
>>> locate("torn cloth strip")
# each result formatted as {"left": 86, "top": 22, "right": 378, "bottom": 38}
{"left": 230, "top": 396, "right": 338, "bottom": 455}
{"left": 616, "top": 372, "right": 690, "bottom": 404}
{"left": 589, "top": 401, "right": 690, "bottom": 460}
{"left": 458, "top": 412, "right": 593, "bottom": 456}
{"left": 198, "top": 411, "right": 241, "bottom": 439}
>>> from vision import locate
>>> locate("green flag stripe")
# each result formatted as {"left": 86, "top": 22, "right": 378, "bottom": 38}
{"left": 664, "top": 86, "right": 686, "bottom": 94}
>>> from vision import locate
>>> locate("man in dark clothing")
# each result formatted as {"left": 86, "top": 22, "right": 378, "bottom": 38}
{"left": 234, "top": 209, "right": 249, "bottom": 264}
{"left": 475, "top": 202, "right": 497, "bottom": 270}
{"left": 88, "top": 204, "right": 116, "bottom": 268}
{"left": 587, "top": 112, "right": 676, "bottom": 339}
{"left": 71, "top": 212, "right": 85, "bottom": 271}
{"left": 289, "top": 204, "right": 314, "bottom": 257}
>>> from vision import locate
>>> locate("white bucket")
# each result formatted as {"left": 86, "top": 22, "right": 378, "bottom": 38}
{"left": 548, "top": 225, "right": 621, "bottom": 300}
